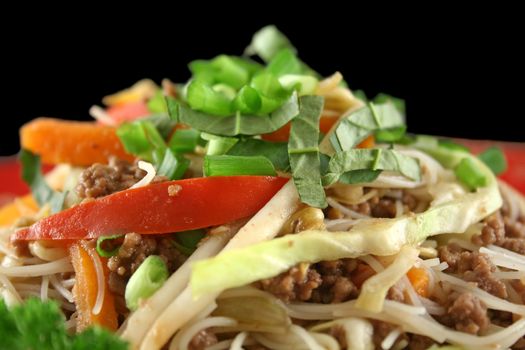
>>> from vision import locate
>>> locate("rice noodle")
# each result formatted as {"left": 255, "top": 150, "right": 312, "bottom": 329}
{"left": 49, "top": 274, "right": 75, "bottom": 303}
{"left": 494, "top": 271, "right": 525, "bottom": 280}
{"left": 29, "top": 241, "right": 68, "bottom": 261}
{"left": 395, "top": 200, "right": 403, "bottom": 218}
{"left": 421, "top": 258, "right": 440, "bottom": 267}
{"left": 324, "top": 218, "right": 359, "bottom": 231}
{"left": 90, "top": 248, "right": 105, "bottom": 315}
{"left": 432, "top": 262, "right": 449, "bottom": 272}
{"left": 481, "top": 245, "right": 525, "bottom": 271}
{"left": 290, "top": 325, "right": 324, "bottom": 350}
{"left": 0, "top": 274, "right": 22, "bottom": 305}
{"left": 130, "top": 161, "right": 156, "bottom": 189}
{"left": 358, "top": 255, "right": 384, "bottom": 273}
{"left": 0, "top": 241, "right": 17, "bottom": 258}
{"left": 436, "top": 271, "right": 525, "bottom": 315}
{"left": 89, "top": 105, "right": 116, "bottom": 126}
{"left": 40, "top": 275, "right": 49, "bottom": 301}
{"left": 229, "top": 331, "right": 248, "bottom": 350}
{"left": 362, "top": 172, "right": 423, "bottom": 189}
{"left": 0, "top": 257, "right": 73, "bottom": 277}
{"left": 170, "top": 316, "right": 237, "bottom": 350}
{"left": 309, "top": 332, "right": 340, "bottom": 350}
{"left": 381, "top": 328, "right": 401, "bottom": 350}
{"left": 326, "top": 197, "right": 370, "bottom": 219}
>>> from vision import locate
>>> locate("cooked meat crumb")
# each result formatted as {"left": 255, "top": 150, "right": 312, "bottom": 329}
{"left": 168, "top": 184, "right": 182, "bottom": 196}
{"left": 189, "top": 329, "right": 217, "bottom": 350}
{"left": 443, "top": 292, "right": 489, "bottom": 335}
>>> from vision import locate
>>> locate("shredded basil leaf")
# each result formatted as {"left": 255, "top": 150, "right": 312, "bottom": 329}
{"left": 323, "top": 148, "right": 421, "bottom": 186}
{"left": 330, "top": 101, "right": 405, "bottom": 152}
{"left": 339, "top": 169, "right": 382, "bottom": 184}
{"left": 172, "top": 92, "right": 299, "bottom": 136}
{"left": 19, "top": 150, "right": 67, "bottom": 213}
{"left": 244, "top": 25, "right": 296, "bottom": 62}
{"left": 288, "top": 95, "right": 327, "bottom": 208}
{"left": 227, "top": 138, "right": 290, "bottom": 171}
{"left": 478, "top": 146, "right": 507, "bottom": 175}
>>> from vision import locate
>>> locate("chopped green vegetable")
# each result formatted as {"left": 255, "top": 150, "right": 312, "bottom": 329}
{"left": 19, "top": 149, "right": 67, "bottom": 213}
{"left": 171, "top": 92, "right": 300, "bottom": 136}
{"left": 233, "top": 85, "right": 262, "bottom": 114}
{"left": 323, "top": 148, "right": 421, "bottom": 185}
{"left": 203, "top": 155, "right": 276, "bottom": 176}
{"left": 0, "top": 299, "right": 128, "bottom": 350}
{"left": 168, "top": 129, "right": 200, "bottom": 153}
{"left": 250, "top": 73, "right": 292, "bottom": 114}
{"left": 478, "top": 146, "right": 507, "bottom": 175}
{"left": 125, "top": 255, "right": 169, "bottom": 311}
{"left": 244, "top": 25, "right": 296, "bottom": 62}
{"left": 288, "top": 95, "right": 326, "bottom": 208}
{"left": 278, "top": 74, "right": 318, "bottom": 95}
{"left": 201, "top": 133, "right": 238, "bottom": 156}
{"left": 375, "top": 125, "right": 407, "bottom": 143}
{"left": 227, "top": 138, "right": 290, "bottom": 171}
{"left": 438, "top": 139, "right": 470, "bottom": 153}
{"left": 147, "top": 90, "right": 167, "bottom": 114}
{"left": 116, "top": 120, "right": 165, "bottom": 162}
{"left": 175, "top": 229, "right": 206, "bottom": 254}
{"left": 157, "top": 149, "right": 190, "bottom": 180}
{"left": 186, "top": 79, "right": 234, "bottom": 116}
{"left": 265, "top": 48, "right": 303, "bottom": 76}
{"left": 454, "top": 157, "right": 488, "bottom": 190}
{"left": 96, "top": 234, "right": 123, "bottom": 258}
{"left": 329, "top": 101, "right": 405, "bottom": 153}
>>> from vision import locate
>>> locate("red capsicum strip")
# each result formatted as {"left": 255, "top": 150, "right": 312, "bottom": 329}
{"left": 13, "top": 176, "right": 288, "bottom": 241}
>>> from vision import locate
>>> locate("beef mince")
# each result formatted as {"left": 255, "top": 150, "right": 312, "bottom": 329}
{"left": 107, "top": 233, "right": 186, "bottom": 296}
{"left": 76, "top": 157, "right": 167, "bottom": 199}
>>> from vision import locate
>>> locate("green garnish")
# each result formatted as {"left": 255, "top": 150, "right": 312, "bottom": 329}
{"left": 175, "top": 229, "right": 206, "bottom": 255}
{"left": 322, "top": 148, "right": 421, "bottom": 186}
{"left": 227, "top": 138, "right": 290, "bottom": 171}
{"left": 244, "top": 25, "right": 296, "bottom": 62}
{"left": 478, "top": 146, "right": 507, "bottom": 175}
{"left": 125, "top": 255, "right": 169, "bottom": 311}
{"left": 438, "top": 139, "right": 470, "bottom": 153}
{"left": 329, "top": 101, "right": 405, "bottom": 153}
{"left": 19, "top": 149, "right": 67, "bottom": 213}
{"left": 0, "top": 299, "right": 128, "bottom": 350}
{"left": 169, "top": 92, "right": 300, "bottom": 136}
{"left": 201, "top": 133, "right": 238, "bottom": 156}
{"left": 288, "top": 95, "right": 326, "bottom": 208}
{"left": 147, "top": 90, "right": 168, "bottom": 114}
{"left": 168, "top": 129, "right": 200, "bottom": 153}
{"left": 203, "top": 155, "right": 276, "bottom": 177}
{"left": 96, "top": 234, "right": 123, "bottom": 258}
{"left": 454, "top": 157, "right": 489, "bottom": 190}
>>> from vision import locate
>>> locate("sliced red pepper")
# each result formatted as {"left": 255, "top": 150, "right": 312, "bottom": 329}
{"left": 106, "top": 100, "right": 150, "bottom": 124}
{"left": 13, "top": 176, "right": 288, "bottom": 241}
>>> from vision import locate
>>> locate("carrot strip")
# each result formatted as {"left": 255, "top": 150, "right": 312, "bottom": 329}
{"left": 356, "top": 135, "right": 375, "bottom": 149}
{"left": 20, "top": 118, "right": 134, "bottom": 166}
{"left": 69, "top": 241, "right": 118, "bottom": 331}
{"left": 0, "top": 195, "right": 38, "bottom": 227}
{"left": 406, "top": 267, "right": 430, "bottom": 297}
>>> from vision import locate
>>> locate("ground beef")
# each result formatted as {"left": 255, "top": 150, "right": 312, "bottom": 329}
{"left": 439, "top": 292, "right": 490, "bottom": 335}
{"left": 107, "top": 233, "right": 186, "bottom": 296}
{"left": 371, "top": 320, "right": 409, "bottom": 349}
{"left": 370, "top": 197, "right": 397, "bottom": 218}
{"left": 438, "top": 243, "right": 507, "bottom": 298}
{"left": 472, "top": 206, "right": 525, "bottom": 255}
{"left": 189, "top": 329, "right": 217, "bottom": 350}
{"left": 257, "top": 259, "right": 360, "bottom": 304}
{"left": 407, "top": 334, "right": 436, "bottom": 350}
{"left": 76, "top": 157, "right": 167, "bottom": 199}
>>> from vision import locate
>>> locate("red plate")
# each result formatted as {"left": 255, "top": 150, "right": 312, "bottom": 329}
{"left": 1, "top": 140, "right": 524, "bottom": 207}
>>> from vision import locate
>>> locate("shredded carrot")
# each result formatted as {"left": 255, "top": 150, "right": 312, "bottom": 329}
{"left": 0, "top": 195, "right": 38, "bottom": 227}
{"left": 407, "top": 267, "right": 430, "bottom": 298}
{"left": 20, "top": 118, "right": 134, "bottom": 166}
{"left": 351, "top": 263, "right": 376, "bottom": 289}
{"left": 356, "top": 135, "right": 375, "bottom": 149}
{"left": 69, "top": 241, "right": 118, "bottom": 331}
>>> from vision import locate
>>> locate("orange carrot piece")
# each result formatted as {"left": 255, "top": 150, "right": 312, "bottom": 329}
{"left": 20, "top": 118, "right": 134, "bottom": 166}
{"left": 69, "top": 241, "right": 118, "bottom": 332}
{"left": 356, "top": 135, "right": 375, "bottom": 149}
{"left": 0, "top": 195, "right": 38, "bottom": 227}
{"left": 407, "top": 267, "right": 430, "bottom": 298}
{"left": 351, "top": 263, "right": 376, "bottom": 289}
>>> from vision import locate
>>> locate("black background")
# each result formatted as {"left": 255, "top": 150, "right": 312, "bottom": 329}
{"left": 2, "top": 12, "right": 523, "bottom": 156}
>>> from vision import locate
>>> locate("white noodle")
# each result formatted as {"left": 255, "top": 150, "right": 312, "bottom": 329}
{"left": 397, "top": 148, "right": 445, "bottom": 185}
{"left": 0, "top": 241, "right": 17, "bottom": 258}
{"left": 130, "top": 161, "right": 156, "bottom": 189}
{"left": 358, "top": 254, "right": 385, "bottom": 273}
{"left": 362, "top": 173, "right": 423, "bottom": 189}
{"left": 290, "top": 325, "right": 324, "bottom": 350}
{"left": 421, "top": 258, "right": 440, "bottom": 267}
{"left": 384, "top": 189, "right": 403, "bottom": 199}
{"left": 481, "top": 245, "right": 525, "bottom": 271}
{"left": 326, "top": 197, "right": 370, "bottom": 219}
{"left": 432, "top": 262, "right": 449, "bottom": 272}
{"left": 0, "top": 274, "right": 22, "bottom": 305}
{"left": 0, "top": 257, "right": 73, "bottom": 277}
{"left": 381, "top": 328, "right": 401, "bottom": 350}
{"left": 173, "top": 317, "right": 237, "bottom": 350}
{"left": 90, "top": 249, "right": 105, "bottom": 315}
{"left": 395, "top": 200, "right": 404, "bottom": 218}
{"left": 40, "top": 275, "right": 49, "bottom": 301}
{"left": 324, "top": 218, "right": 359, "bottom": 231}
{"left": 60, "top": 277, "right": 76, "bottom": 289}
{"left": 49, "top": 274, "right": 75, "bottom": 303}
{"left": 436, "top": 272, "right": 525, "bottom": 315}
{"left": 419, "top": 297, "right": 445, "bottom": 316}
{"left": 89, "top": 105, "right": 116, "bottom": 126}
{"left": 493, "top": 271, "right": 525, "bottom": 280}
{"left": 29, "top": 241, "right": 68, "bottom": 261}
{"left": 499, "top": 181, "right": 520, "bottom": 222}
{"left": 448, "top": 238, "right": 479, "bottom": 251}
{"left": 229, "top": 331, "right": 248, "bottom": 350}
{"left": 309, "top": 332, "right": 340, "bottom": 350}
